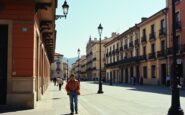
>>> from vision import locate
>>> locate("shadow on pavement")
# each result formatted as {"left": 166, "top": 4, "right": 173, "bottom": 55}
{"left": 107, "top": 83, "right": 185, "bottom": 97}
{"left": 0, "top": 105, "right": 31, "bottom": 113}
{"left": 52, "top": 97, "right": 61, "bottom": 100}
{"left": 60, "top": 113, "right": 71, "bottom": 115}
{"left": 85, "top": 81, "right": 185, "bottom": 97}
{"left": 80, "top": 93, "right": 97, "bottom": 97}
{"left": 127, "top": 86, "right": 185, "bottom": 97}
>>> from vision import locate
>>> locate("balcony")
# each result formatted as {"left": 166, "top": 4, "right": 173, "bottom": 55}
{"left": 157, "top": 50, "right": 167, "bottom": 58}
{"left": 124, "top": 44, "right": 128, "bottom": 50}
{"left": 120, "top": 46, "right": 123, "bottom": 51}
{"left": 93, "top": 57, "right": 96, "bottom": 61}
{"left": 140, "top": 55, "right": 147, "bottom": 61}
{"left": 109, "top": 51, "right": 112, "bottom": 56}
{"left": 159, "top": 28, "right": 167, "bottom": 38}
{"left": 135, "top": 39, "right": 140, "bottom": 47}
{"left": 112, "top": 50, "right": 116, "bottom": 55}
{"left": 176, "top": 21, "right": 181, "bottom": 30}
{"left": 167, "top": 48, "right": 173, "bottom": 55}
{"left": 167, "top": 46, "right": 184, "bottom": 55}
{"left": 116, "top": 48, "right": 119, "bottom": 53}
{"left": 149, "top": 32, "right": 156, "bottom": 41}
{"left": 129, "top": 41, "right": 134, "bottom": 49}
{"left": 106, "top": 53, "right": 109, "bottom": 57}
{"left": 105, "top": 61, "right": 119, "bottom": 67}
{"left": 148, "top": 53, "right": 156, "bottom": 59}
{"left": 92, "top": 67, "right": 96, "bottom": 70}
{"left": 141, "top": 35, "right": 147, "bottom": 43}
{"left": 180, "top": 44, "right": 185, "bottom": 53}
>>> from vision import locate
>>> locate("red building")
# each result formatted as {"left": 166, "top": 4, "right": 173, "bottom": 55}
{"left": 0, "top": 0, "right": 57, "bottom": 108}
{"left": 167, "top": 0, "right": 185, "bottom": 87}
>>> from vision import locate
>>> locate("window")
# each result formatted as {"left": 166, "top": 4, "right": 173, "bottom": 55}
{"left": 151, "top": 24, "right": 155, "bottom": 33}
{"left": 160, "top": 19, "right": 165, "bottom": 30}
{"left": 117, "top": 55, "right": 119, "bottom": 61}
{"left": 175, "top": 0, "right": 180, "bottom": 3}
{"left": 136, "top": 48, "right": 139, "bottom": 57}
{"left": 151, "top": 65, "right": 156, "bottom": 78}
{"left": 176, "top": 35, "right": 180, "bottom": 52}
{"left": 143, "top": 66, "right": 147, "bottom": 78}
{"left": 121, "top": 52, "right": 123, "bottom": 60}
{"left": 175, "top": 11, "right": 180, "bottom": 21}
{"left": 161, "top": 40, "right": 165, "bottom": 51}
{"left": 151, "top": 44, "right": 155, "bottom": 54}
{"left": 125, "top": 52, "right": 128, "bottom": 58}
{"left": 143, "top": 46, "right": 146, "bottom": 55}
{"left": 143, "top": 29, "right": 146, "bottom": 36}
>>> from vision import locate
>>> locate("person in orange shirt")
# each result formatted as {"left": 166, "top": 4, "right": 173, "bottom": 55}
{"left": 65, "top": 74, "right": 80, "bottom": 115}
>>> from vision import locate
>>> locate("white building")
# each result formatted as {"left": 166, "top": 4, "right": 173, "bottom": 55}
{"left": 51, "top": 53, "right": 64, "bottom": 79}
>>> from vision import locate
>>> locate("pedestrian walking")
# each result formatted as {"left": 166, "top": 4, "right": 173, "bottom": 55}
{"left": 57, "top": 77, "right": 63, "bottom": 91}
{"left": 65, "top": 74, "right": 80, "bottom": 115}
{"left": 53, "top": 77, "right": 57, "bottom": 86}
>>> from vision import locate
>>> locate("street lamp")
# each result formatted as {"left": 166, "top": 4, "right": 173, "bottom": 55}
{"left": 97, "top": 23, "right": 104, "bottom": 94}
{"left": 77, "top": 48, "right": 80, "bottom": 82}
{"left": 168, "top": 0, "right": 184, "bottom": 115}
{"left": 55, "top": 0, "right": 69, "bottom": 20}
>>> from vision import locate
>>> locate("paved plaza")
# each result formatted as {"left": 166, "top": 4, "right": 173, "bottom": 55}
{"left": 0, "top": 81, "right": 185, "bottom": 115}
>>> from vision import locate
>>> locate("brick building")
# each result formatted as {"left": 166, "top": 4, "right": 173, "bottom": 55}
{"left": 0, "top": 0, "right": 57, "bottom": 108}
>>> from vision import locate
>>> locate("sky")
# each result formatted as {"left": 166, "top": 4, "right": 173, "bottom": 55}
{"left": 55, "top": 0, "right": 166, "bottom": 58}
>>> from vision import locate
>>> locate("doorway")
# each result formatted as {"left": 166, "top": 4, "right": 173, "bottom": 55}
{"left": 136, "top": 66, "right": 140, "bottom": 84}
{"left": 125, "top": 68, "right": 128, "bottom": 83}
{"left": 0, "top": 25, "right": 8, "bottom": 104}
{"left": 161, "top": 64, "right": 166, "bottom": 86}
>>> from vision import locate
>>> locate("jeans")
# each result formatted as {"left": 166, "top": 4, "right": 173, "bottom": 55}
{"left": 69, "top": 91, "right": 78, "bottom": 113}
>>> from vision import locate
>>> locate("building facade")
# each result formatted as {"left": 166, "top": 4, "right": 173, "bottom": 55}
{"left": 138, "top": 8, "right": 168, "bottom": 85}
{"left": 63, "top": 61, "right": 68, "bottom": 80}
{"left": 51, "top": 53, "right": 64, "bottom": 79}
{"left": 105, "top": 9, "right": 168, "bottom": 86}
{"left": 79, "top": 55, "right": 87, "bottom": 80}
{"left": 0, "top": 0, "right": 57, "bottom": 108}
{"left": 86, "top": 36, "right": 111, "bottom": 81}
{"left": 105, "top": 33, "right": 120, "bottom": 84}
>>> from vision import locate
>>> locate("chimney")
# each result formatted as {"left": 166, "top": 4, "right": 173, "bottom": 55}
{"left": 112, "top": 32, "right": 117, "bottom": 38}
{"left": 141, "top": 17, "right": 148, "bottom": 22}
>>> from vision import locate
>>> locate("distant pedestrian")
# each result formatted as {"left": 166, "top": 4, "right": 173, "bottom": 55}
{"left": 133, "top": 76, "right": 136, "bottom": 85}
{"left": 166, "top": 75, "right": 170, "bottom": 87}
{"left": 53, "top": 77, "right": 57, "bottom": 86}
{"left": 65, "top": 74, "right": 80, "bottom": 115}
{"left": 57, "top": 77, "right": 63, "bottom": 91}
{"left": 140, "top": 76, "right": 143, "bottom": 85}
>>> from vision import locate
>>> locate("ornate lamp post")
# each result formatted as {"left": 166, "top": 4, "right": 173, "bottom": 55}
{"left": 77, "top": 48, "right": 80, "bottom": 82}
{"left": 55, "top": 0, "right": 69, "bottom": 20}
{"left": 97, "top": 23, "right": 104, "bottom": 94}
{"left": 168, "top": 0, "right": 184, "bottom": 115}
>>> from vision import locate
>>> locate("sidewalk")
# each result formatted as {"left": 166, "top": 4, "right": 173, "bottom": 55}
{"left": 0, "top": 82, "right": 91, "bottom": 115}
